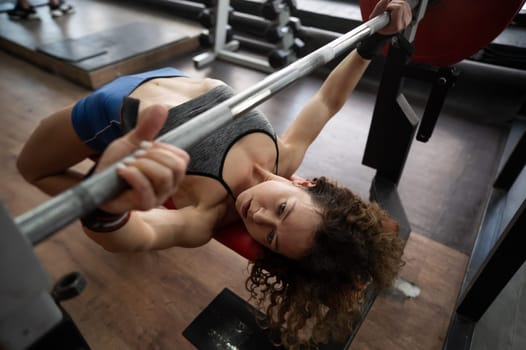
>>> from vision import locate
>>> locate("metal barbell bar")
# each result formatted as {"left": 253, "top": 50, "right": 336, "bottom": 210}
{"left": 15, "top": 12, "right": 391, "bottom": 245}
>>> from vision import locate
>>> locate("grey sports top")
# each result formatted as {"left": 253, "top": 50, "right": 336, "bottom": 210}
{"left": 121, "top": 85, "right": 279, "bottom": 199}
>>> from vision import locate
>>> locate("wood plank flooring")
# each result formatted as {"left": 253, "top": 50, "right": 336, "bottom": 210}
{"left": 33, "top": 226, "right": 468, "bottom": 350}
{"left": 353, "top": 233, "right": 468, "bottom": 350}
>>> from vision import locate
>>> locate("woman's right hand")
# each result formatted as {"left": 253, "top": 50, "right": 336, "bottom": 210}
{"left": 370, "top": 0, "right": 412, "bottom": 35}
{"left": 94, "top": 104, "right": 189, "bottom": 214}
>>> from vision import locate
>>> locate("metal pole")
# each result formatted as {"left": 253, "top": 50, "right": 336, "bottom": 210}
{"left": 15, "top": 12, "right": 390, "bottom": 245}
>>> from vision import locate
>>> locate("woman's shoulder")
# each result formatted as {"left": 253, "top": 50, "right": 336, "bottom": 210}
{"left": 274, "top": 137, "right": 303, "bottom": 179}
{"left": 170, "top": 176, "right": 235, "bottom": 228}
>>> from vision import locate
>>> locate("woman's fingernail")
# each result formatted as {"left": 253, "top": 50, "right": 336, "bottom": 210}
{"left": 134, "top": 149, "right": 147, "bottom": 157}
{"left": 140, "top": 141, "right": 153, "bottom": 149}
{"left": 116, "top": 163, "right": 127, "bottom": 170}
{"left": 123, "top": 156, "right": 135, "bottom": 164}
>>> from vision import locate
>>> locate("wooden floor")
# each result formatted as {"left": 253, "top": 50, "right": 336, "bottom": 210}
{"left": 1, "top": 0, "right": 524, "bottom": 349}
{"left": 354, "top": 233, "right": 468, "bottom": 350}
{"left": 34, "top": 226, "right": 468, "bottom": 350}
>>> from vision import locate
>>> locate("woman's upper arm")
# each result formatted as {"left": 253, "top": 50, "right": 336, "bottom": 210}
{"left": 277, "top": 50, "right": 371, "bottom": 175}
{"left": 17, "top": 106, "right": 95, "bottom": 183}
{"left": 142, "top": 206, "right": 219, "bottom": 249}
{"left": 277, "top": 94, "right": 332, "bottom": 174}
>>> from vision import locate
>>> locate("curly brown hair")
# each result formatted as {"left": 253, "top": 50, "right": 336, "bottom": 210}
{"left": 246, "top": 176, "right": 405, "bottom": 349}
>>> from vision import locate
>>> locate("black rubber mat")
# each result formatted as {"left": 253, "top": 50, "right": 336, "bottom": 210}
{"left": 36, "top": 22, "right": 186, "bottom": 65}
{"left": 37, "top": 37, "right": 107, "bottom": 63}
{"left": 183, "top": 288, "right": 349, "bottom": 350}
{"left": 183, "top": 288, "right": 285, "bottom": 350}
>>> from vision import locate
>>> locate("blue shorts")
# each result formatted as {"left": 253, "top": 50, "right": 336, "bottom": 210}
{"left": 71, "top": 67, "right": 186, "bottom": 153}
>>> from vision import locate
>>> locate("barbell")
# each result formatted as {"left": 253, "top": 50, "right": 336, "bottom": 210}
{"left": 15, "top": 11, "right": 391, "bottom": 246}
{"left": 13, "top": 0, "right": 526, "bottom": 246}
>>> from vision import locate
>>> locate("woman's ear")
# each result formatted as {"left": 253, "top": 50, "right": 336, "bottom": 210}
{"left": 291, "top": 177, "right": 317, "bottom": 188}
{"left": 382, "top": 217, "right": 400, "bottom": 235}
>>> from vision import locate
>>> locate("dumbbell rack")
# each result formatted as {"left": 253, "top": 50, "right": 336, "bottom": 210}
{"left": 193, "top": 0, "right": 275, "bottom": 72}
{"left": 264, "top": 1, "right": 305, "bottom": 69}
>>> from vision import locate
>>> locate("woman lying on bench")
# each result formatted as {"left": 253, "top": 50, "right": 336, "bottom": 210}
{"left": 17, "top": 0, "right": 412, "bottom": 347}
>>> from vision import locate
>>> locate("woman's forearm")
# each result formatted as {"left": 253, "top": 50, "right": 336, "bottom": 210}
{"left": 82, "top": 206, "right": 215, "bottom": 253}
{"left": 318, "top": 50, "right": 371, "bottom": 114}
{"left": 319, "top": 0, "right": 412, "bottom": 112}
{"left": 82, "top": 211, "right": 156, "bottom": 252}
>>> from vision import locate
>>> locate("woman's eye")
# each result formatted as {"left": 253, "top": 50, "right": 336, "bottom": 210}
{"left": 278, "top": 202, "right": 286, "bottom": 215}
{"left": 267, "top": 230, "right": 275, "bottom": 245}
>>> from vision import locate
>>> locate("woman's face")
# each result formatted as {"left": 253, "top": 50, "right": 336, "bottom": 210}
{"left": 235, "top": 176, "right": 321, "bottom": 259}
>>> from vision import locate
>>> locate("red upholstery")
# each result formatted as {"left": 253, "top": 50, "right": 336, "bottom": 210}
{"left": 214, "top": 222, "right": 262, "bottom": 261}
{"left": 163, "top": 199, "right": 263, "bottom": 261}
{"left": 360, "top": 0, "right": 526, "bottom": 66}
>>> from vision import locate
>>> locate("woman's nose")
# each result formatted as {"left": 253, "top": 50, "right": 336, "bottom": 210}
{"left": 252, "top": 208, "right": 274, "bottom": 225}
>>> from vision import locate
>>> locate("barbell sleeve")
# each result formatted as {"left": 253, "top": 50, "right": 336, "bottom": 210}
{"left": 15, "top": 12, "right": 390, "bottom": 245}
